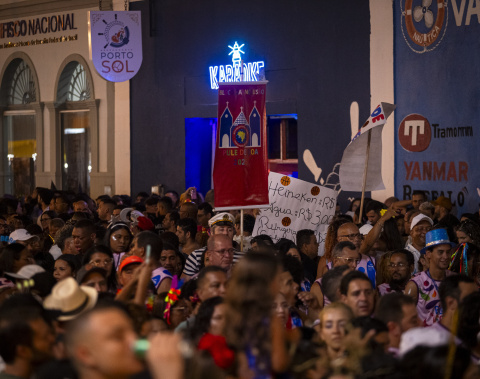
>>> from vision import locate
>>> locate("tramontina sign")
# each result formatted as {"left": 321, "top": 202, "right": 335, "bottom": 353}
{"left": 89, "top": 11, "right": 142, "bottom": 82}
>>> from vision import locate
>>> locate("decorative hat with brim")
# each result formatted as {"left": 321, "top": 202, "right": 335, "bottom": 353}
{"left": 208, "top": 212, "right": 235, "bottom": 228}
{"left": 5, "top": 264, "right": 45, "bottom": 280}
{"left": 420, "top": 228, "right": 456, "bottom": 255}
{"left": 120, "top": 208, "right": 144, "bottom": 224}
{"left": 44, "top": 277, "right": 98, "bottom": 321}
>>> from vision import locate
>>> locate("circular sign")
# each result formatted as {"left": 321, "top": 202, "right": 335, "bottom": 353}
{"left": 311, "top": 186, "right": 320, "bottom": 196}
{"left": 398, "top": 114, "right": 432, "bottom": 152}
{"left": 232, "top": 125, "right": 249, "bottom": 148}
{"left": 401, "top": 0, "right": 447, "bottom": 53}
{"left": 282, "top": 217, "right": 291, "bottom": 226}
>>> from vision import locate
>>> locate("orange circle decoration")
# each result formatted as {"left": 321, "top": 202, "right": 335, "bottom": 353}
{"left": 311, "top": 186, "right": 320, "bottom": 196}
{"left": 282, "top": 217, "right": 291, "bottom": 227}
{"left": 280, "top": 176, "right": 291, "bottom": 186}
{"left": 401, "top": 0, "right": 447, "bottom": 53}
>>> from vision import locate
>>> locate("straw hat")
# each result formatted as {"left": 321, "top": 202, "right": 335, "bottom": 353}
{"left": 44, "top": 277, "right": 98, "bottom": 321}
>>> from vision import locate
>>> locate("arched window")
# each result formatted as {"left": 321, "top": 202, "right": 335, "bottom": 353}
{"left": 56, "top": 60, "right": 93, "bottom": 194}
{"left": 0, "top": 58, "right": 38, "bottom": 196}
{"left": 57, "top": 61, "right": 91, "bottom": 103}
{"left": 6, "top": 59, "right": 36, "bottom": 105}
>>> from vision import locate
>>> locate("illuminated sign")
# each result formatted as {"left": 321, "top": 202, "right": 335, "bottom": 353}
{"left": 89, "top": 11, "right": 143, "bottom": 82}
{"left": 209, "top": 42, "right": 265, "bottom": 89}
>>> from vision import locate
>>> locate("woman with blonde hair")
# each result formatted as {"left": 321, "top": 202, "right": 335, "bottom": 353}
{"left": 318, "top": 302, "right": 354, "bottom": 361}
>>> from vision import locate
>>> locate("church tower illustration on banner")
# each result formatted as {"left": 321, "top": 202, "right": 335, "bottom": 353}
{"left": 219, "top": 102, "right": 233, "bottom": 148}
{"left": 230, "top": 107, "right": 250, "bottom": 148}
{"left": 249, "top": 101, "right": 261, "bottom": 147}
{"left": 219, "top": 102, "right": 261, "bottom": 148}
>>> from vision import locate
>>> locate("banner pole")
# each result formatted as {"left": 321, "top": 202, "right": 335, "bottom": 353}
{"left": 444, "top": 309, "right": 459, "bottom": 379}
{"left": 240, "top": 209, "right": 244, "bottom": 252}
{"left": 358, "top": 129, "right": 372, "bottom": 224}
{"left": 240, "top": 59, "right": 244, "bottom": 82}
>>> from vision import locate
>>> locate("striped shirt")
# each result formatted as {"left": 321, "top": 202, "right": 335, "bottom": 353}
{"left": 182, "top": 247, "right": 243, "bottom": 277}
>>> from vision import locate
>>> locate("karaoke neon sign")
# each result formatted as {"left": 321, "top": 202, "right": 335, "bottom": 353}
{"left": 209, "top": 42, "right": 265, "bottom": 89}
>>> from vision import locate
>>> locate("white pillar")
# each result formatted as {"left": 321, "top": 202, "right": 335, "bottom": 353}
{"left": 113, "top": 0, "right": 132, "bottom": 195}
{"left": 370, "top": 0, "right": 395, "bottom": 202}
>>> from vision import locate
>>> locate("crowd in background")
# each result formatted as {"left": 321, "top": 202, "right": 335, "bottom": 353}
{"left": 0, "top": 186, "right": 479, "bottom": 379}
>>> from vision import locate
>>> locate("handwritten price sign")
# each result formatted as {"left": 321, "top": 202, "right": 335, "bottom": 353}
{"left": 252, "top": 172, "right": 338, "bottom": 255}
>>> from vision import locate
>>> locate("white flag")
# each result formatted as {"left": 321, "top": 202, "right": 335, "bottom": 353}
{"left": 339, "top": 102, "right": 396, "bottom": 191}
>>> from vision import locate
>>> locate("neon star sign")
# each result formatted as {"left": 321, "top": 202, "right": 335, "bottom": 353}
{"left": 228, "top": 41, "right": 244, "bottom": 64}
{"left": 209, "top": 41, "right": 265, "bottom": 89}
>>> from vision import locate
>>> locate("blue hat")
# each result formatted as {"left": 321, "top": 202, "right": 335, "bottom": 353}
{"left": 420, "top": 228, "right": 456, "bottom": 255}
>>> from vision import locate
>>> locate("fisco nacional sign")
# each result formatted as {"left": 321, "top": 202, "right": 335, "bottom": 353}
{"left": 0, "top": 13, "right": 77, "bottom": 39}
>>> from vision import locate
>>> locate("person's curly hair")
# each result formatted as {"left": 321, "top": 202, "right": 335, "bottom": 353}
{"left": 224, "top": 251, "right": 279, "bottom": 373}
{"left": 324, "top": 219, "right": 350, "bottom": 261}
{"left": 455, "top": 220, "right": 480, "bottom": 247}
{"left": 189, "top": 296, "right": 223, "bottom": 343}
{"left": 376, "top": 251, "right": 393, "bottom": 287}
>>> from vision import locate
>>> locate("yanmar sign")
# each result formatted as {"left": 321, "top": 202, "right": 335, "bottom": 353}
{"left": 88, "top": 11, "right": 142, "bottom": 82}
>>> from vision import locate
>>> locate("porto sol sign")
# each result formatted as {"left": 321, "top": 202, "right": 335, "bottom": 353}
{"left": 89, "top": 11, "right": 142, "bottom": 82}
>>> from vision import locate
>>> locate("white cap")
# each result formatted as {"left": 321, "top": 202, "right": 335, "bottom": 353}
{"left": 8, "top": 229, "right": 39, "bottom": 244}
{"left": 410, "top": 214, "right": 434, "bottom": 230}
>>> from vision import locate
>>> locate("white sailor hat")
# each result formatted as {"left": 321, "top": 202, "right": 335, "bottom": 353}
{"left": 208, "top": 212, "right": 235, "bottom": 228}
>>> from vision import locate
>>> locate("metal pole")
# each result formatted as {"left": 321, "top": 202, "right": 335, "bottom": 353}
{"left": 358, "top": 129, "right": 371, "bottom": 224}
{"left": 240, "top": 209, "right": 244, "bottom": 252}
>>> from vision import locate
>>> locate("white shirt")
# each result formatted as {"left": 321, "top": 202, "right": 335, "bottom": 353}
{"left": 405, "top": 242, "right": 421, "bottom": 274}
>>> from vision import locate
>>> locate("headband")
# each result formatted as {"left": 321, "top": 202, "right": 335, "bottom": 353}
{"left": 163, "top": 275, "right": 184, "bottom": 325}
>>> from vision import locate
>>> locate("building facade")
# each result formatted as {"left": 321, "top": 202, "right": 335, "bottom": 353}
{"left": 0, "top": 0, "right": 131, "bottom": 199}
{"left": 3, "top": 1, "right": 477, "bottom": 216}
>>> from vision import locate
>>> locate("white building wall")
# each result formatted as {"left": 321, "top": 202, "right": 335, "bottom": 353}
{"left": 370, "top": 0, "right": 395, "bottom": 202}
{"left": 0, "top": 1, "right": 122, "bottom": 197}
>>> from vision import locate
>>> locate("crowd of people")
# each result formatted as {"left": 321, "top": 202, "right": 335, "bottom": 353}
{"left": 0, "top": 186, "right": 479, "bottom": 379}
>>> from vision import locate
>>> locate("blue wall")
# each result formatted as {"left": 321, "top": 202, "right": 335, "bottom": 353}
{"left": 394, "top": 0, "right": 480, "bottom": 215}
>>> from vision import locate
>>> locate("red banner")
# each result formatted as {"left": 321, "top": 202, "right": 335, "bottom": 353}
{"left": 213, "top": 82, "right": 269, "bottom": 210}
